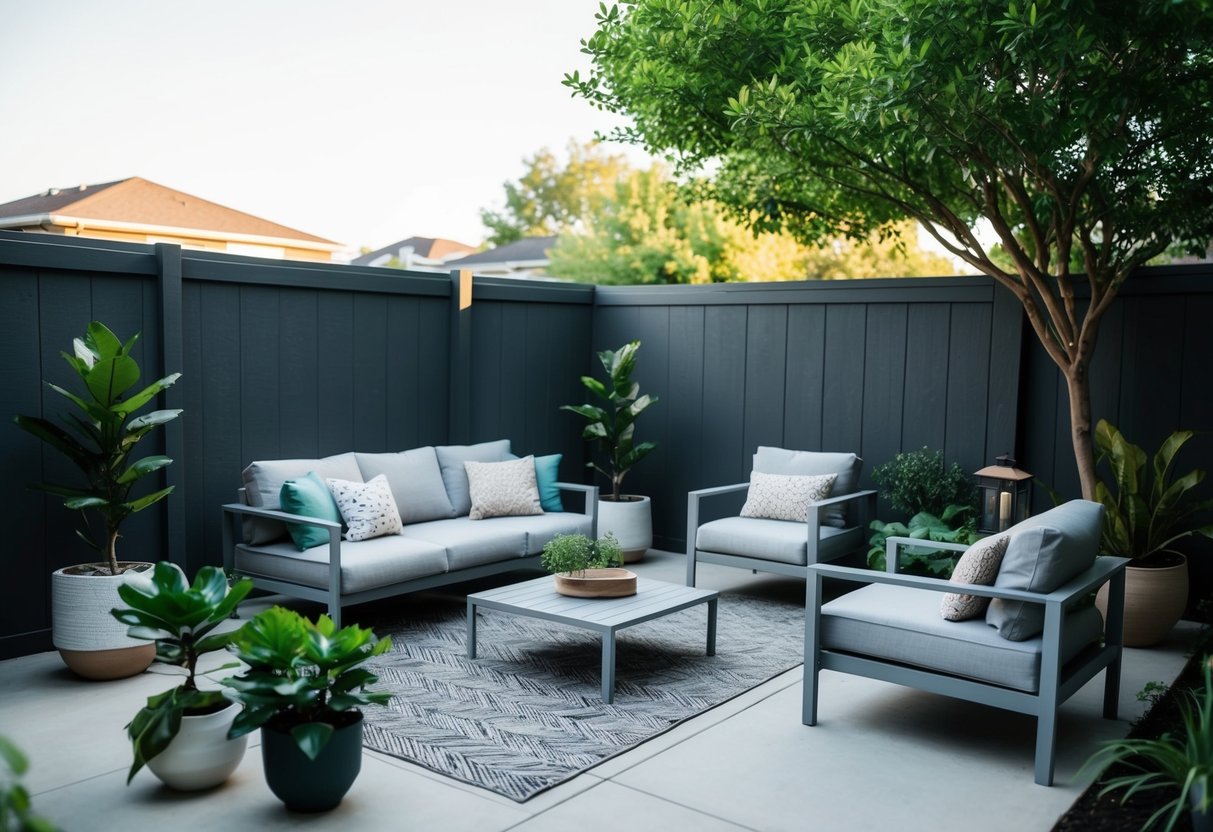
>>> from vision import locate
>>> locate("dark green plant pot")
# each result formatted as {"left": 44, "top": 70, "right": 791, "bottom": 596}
{"left": 260, "top": 711, "right": 364, "bottom": 812}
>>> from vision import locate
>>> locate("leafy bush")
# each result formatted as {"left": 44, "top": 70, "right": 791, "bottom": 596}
{"left": 541, "top": 533, "right": 622, "bottom": 576}
{"left": 871, "top": 447, "right": 976, "bottom": 518}
{"left": 867, "top": 505, "right": 979, "bottom": 576}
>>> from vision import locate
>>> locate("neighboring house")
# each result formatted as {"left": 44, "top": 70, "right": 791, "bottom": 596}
{"left": 444, "top": 235, "right": 556, "bottom": 277}
{"left": 352, "top": 236, "right": 478, "bottom": 271}
{"left": 0, "top": 177, "right": 343, "bottom": 262}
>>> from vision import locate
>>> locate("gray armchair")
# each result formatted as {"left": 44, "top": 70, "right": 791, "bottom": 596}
{"left": 686, "top": 447, "right": 877, "bottom": 587}
{"left": 802, "top": 500, "right": 1127, "bottom": 786}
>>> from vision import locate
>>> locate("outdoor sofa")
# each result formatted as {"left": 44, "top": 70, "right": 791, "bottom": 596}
{"left": 222, "top": 439, "right": 597, "bottom": 626}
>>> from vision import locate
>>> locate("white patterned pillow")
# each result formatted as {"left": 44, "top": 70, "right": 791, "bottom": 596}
{"left": 465, "top": 457, "right": 543, "bottom": 520}
{"left": 325, "top": 475, "right": 402, "bottom": 542}
{"left": 739, "top": 471, "right": 836, "bottom": 523}
{"left": 940, "top": 534, "right": 1011, "bottom": 621}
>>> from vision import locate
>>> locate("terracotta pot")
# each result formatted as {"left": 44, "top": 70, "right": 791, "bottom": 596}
{"left": 146, "top": 701, "right": 248, "bottom": 791}
{"left": 597, "top": 495, "right": 652, "bottom": 563}
{"left": 52, "top": 562, "right": 156, "bottom": 680}
{"left": 1096, "top": 555, "right": 1188, "bottom": 648}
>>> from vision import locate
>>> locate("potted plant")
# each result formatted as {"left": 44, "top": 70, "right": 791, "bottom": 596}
{"left": 1, "top": 735, "right": 56, "bottom": 832}
{"left": 562, "top": 340, "right": 659, "bottom": 562}
{"left": 1092, "top": 419, "right": 1213, "bottom": 647}
{"left": 222, "top": 607, "right": 392, "bottom": 812}
{"left": 1084, "top": 656, "right": 1213, "bottom": 832}
{"left": 542, "top": 533, "right": 633, "bottom": 597}
{"left": 110, "top": 562, "right": 253, "bottom": 790}
{"left": 14, "top": 321, "right": 182, "bottom": 680}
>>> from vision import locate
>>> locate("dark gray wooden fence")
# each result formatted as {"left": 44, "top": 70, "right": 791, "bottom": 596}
{"left": 1, "top": 229, "right": 1208, "bottom": 658}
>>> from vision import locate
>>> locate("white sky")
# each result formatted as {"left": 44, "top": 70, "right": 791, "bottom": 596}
{"left": 0, "top": 0, "right": 650, "bottom": 253}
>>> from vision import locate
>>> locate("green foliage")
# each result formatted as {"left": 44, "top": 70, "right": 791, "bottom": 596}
{"left": 0, "top": 737, "right": 56, "bottom": 832}
{"left": 14, "top": 321, "right": 182, "bottom": 574}
{"left": 541, "top": 533, "right": 623, "bottom": 576}
{"left": 871, "top": 447, "right": 976, "bottom": 518}
{"left": 223, "top": 607, "right": 392, "bottom": 761}
{"left": 110, "top": 562, "right": 253, "bottom": 784}
{"left": 1093, "top": 420, "right": 1213, "bottom": 562}
{"left": 1084, "top": 657, "right": 1213, "bottom": 832}
{"left": 568, "top": 0, "right": 1213, "bottom": 498}
{"left": 867, "top": 505, "right": 979, "bottom": 575}
{"left": 562, "top": 340, "right": 659, "bottom": 500}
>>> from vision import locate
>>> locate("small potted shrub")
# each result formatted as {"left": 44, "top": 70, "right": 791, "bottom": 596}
{"left": 223, "top": 607, "right": 392, "bottom": 812}
{"left": 14, "top": 321, "right": 182, "bottom": 679}
{"left": 563, "top": 340, "right": 659, "bottom": 562}
{"left": 110, "top": 562, "right": 253, "bottom": 790}
{"left": 542, "top": 533, "right": 633, "bottom": 597}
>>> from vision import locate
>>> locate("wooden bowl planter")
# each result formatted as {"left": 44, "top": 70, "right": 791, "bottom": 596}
{"left": 554, "top": 568, "right": 637, "bottom": 598}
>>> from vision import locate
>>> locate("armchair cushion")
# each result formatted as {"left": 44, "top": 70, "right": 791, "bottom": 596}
{"left": 940, "top": 533, "right": 1010, "bottom": 621}
{"left": 753, "top": 447, "right": 861, "bottom": 528}
{"left": 355, "top": 448, "right": 456, "bottom": 524}
{"left": 986, "top": 500, "right": 1103, "bottom": 641}
{"left": 696, "top": 516, "right": 861, "bottom": 565}
{"left": 740, "top": 471, "right": 836, "bottom": 522}
{"left": 823, "top": 583, "right": 1105, "bottom": 693}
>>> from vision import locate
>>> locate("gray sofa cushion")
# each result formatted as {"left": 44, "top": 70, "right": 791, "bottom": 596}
{"left": 242, "top": 452, "right": 364, "bottom": 544}
{"left": 753, "top": 447, "right": 862, "bottom": 528}
{"left": 402, "top": 517, "right": 529, "bottom": 570}
{"left": 481, "top": 512, "right": 595, "bottom": 554}
{"left": 696, "top": 516, "right": 861, "bottom": 565}
{"left": 986, "top": 500, "right": 1103, "bottom": 641}
{"left": 234, "top": 535, "right": 449, "bottom": 594}
{"left": 823, "top": 583, "right": 1104, "bottom": 693}
{"left": 355, "top": 448, "right": 456, "bottom": 524}
{"left": 435, "top": 440, "right": 513, "bottom": 516}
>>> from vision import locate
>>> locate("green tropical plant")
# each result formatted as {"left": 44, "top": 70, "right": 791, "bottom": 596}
{"left": 867, "top": 505, "right": 979, "bottom": 576}
{"left": 541, "top": 533, "right": 622, "bottom": 576}
{"left": 109, "top": 562, "right": 253, "bottom": 784}
{"left": 223, "top": 607, "right": 392, "bottom": 761}
{"left": 562, "top": 340, "right": 659, "bottom": 501}
{"left": 1083, "top": 656, "right": 1213, "bottom": 832}
{"left": 1093, "top": 420, "right": 1213, "bottom": 563}
{"left": 0, "top": 736, "right": 56, "bottom": 832}
{"left": 14, "top": 321, "right": 181, "bottom": 575}
{"left": 871, "top": 447, "right": 977, "bottom": 519}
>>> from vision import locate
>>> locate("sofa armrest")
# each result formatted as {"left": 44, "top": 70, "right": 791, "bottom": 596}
{"left": 221, "top": 503, "right": 344, "bottom": 597}
{"left": 222, "top": 501, "right": 341, "bottom": 529}
{"left": 554, "top": 482, "right": 600, "bottom": 536}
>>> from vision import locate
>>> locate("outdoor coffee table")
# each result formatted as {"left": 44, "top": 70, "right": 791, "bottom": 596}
{"left": 466, "top": 575, "right": 719, "bottom": 704}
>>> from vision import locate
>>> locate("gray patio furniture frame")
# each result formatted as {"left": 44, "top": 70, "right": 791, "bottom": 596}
{"left": 222, "top": 481, "right": 598, "bottom": 628}
{"left": 803, "top": 535, "right": 1127, "bottom": 786}
{"left": 685, "top": 482, "right": 877, "bottom": 586}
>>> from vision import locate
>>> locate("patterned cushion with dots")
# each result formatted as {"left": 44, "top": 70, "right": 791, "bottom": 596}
{"left": 326, "top": 474, "right": 403, "bottom": 542}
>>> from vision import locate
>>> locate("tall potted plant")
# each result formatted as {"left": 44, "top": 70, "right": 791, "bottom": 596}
{"left": 14, "top": 321, "right": 182, "bottom": 679}
{"left": 111, "top": 563, "right": 253, "bottom": 790}
{"left": 562, "top": 340, "right": 659, "bottom": 562}
{"left": 223, "top": 607, "right": 392, "bottom": 812}
{"left": 1093, "top": 419, "right": 1213, "bottom": 647}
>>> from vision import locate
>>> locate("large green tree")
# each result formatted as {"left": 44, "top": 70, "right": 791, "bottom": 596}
{"left": 566, "top": 0, "right": 1213, "bottom": 498}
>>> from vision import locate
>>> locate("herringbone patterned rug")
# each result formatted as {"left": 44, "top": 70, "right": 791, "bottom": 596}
{"left": 361, "top": 585, "right": 804, "bottom": 801}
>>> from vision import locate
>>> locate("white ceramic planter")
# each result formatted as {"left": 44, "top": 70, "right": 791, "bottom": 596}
{"left": 52, "top": 562, "right": 156, "bottom": 680}
{"left": 597, "top": 496, "right": 653, "bottom": 563}
{"left": 146, "top": 702, "right": 248, "bottom": 791}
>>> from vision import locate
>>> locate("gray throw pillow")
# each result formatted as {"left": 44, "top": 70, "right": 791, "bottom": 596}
{"left": 355, "top": 447, "right": 456, "bottom": 524}
{"left": 752, "top": 447, "right": 862, "bottom": 528}
{"left": 985, "top": 500, "right": 1103, "bottom": 641}
{"left": 435, "top": 440, "right": 513, "bottom": 516}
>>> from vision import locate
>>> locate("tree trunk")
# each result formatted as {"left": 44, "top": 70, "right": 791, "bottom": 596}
{"left": 1064, "top": 366, "right": 1098, "bottom": 501}
{"left": 106, "top": 529, "right": 120, "bottom": 575}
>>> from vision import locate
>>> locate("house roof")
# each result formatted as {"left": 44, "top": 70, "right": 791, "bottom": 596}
{"left": 445, "top": 235, "right": 556, "bottom": 268}
{"left": 352, "top": 236, "right": 478, "bottom": 266}
{"left": 0, "top": 177, "right": 340, "bottom": 247}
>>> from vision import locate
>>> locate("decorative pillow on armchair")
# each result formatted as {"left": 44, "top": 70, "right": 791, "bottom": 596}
{"left": 465, "top": 457, "right": 544, "bottom": 520}
{"left": 753, "top": 447, "right": 861, "bottom": 528}
{"left": 940, "top": 534, "right": 1010, "bottom": 621}
{"left": 326, "top": 475, "right": 403, "bottom": 541}
{"left": 740, "top": 471, "right": 836, "bottom": 523}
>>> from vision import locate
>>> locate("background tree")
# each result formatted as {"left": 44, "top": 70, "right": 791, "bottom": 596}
{"left": 566, "top": 0, "right": 1213, "bottom": 499}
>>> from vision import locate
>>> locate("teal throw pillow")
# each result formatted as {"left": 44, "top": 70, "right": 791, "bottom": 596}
{"left": 280, "top": 471, "right": 342, "bottom": 551}
{"left": 534, "top": 454, "right": 564, "bottom": 512}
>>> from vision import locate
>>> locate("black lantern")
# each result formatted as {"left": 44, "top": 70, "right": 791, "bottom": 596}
{"left": 974, "top": 455, "right": 1033, "bottom": 534}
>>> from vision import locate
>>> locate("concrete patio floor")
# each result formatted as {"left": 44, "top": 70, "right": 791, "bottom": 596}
{"left": 1, "top": 549, "right": 1198, "bottom": 832}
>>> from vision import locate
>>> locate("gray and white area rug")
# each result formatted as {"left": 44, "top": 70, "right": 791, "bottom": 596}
{"left": 361, "top": 586, "right": 804, "bottom": 801}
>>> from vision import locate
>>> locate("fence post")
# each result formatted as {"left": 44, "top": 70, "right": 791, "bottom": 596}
{"left": 448, "top": 269, "right": 473, "bottom": 444}
{"left": 155, "top": 243, "right": 187, "bottom": 570}
{"left": 985, "top": 280, "right": 1025, "bottom": 466}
